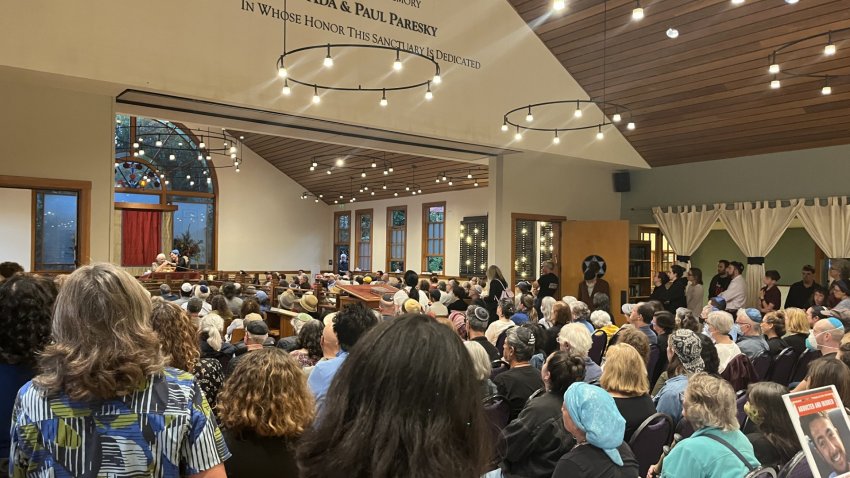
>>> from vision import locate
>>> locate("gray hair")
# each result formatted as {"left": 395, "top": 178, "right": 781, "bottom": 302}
{"left": 570, "top": 301, "right": 591, "bottom": 322}
{"left": 464, "top": 341, "right": 491, "bottom": 381}
{"left": 466, "top": 306, "right": 489, "bottom": 333}
{"left": 558, "top": 323, "right": 592, "bottom": 357}
{"left": 542, "top": 260, "right": 554, "bottom": 271}
{"left": 684, "top": 373, "right": 739, "bottom": 431}
{"left": 541, "top": 296, "right": 557, "bottom": 322}
{"left": 590, "top": 310, "right": 612, "bottom": 329}
{"left": 706, "top": 311, "right": 734, "bottom": 335}
{"left": 505, "top": 327, "right": 537, "bottom": 362}
{"left": 198, "top": 313, "right": 224, "bottom": 351}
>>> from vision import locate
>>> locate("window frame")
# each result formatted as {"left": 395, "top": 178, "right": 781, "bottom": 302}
{"left": 113, "top": 115, "right": 219, "bottom": 270}
{"left": 333, "top": 210, "right": 352, "bottom": 273}
{"left": 355, "top": 208, "right": 373, "bottom": 272}
{"left": 421, "top": 201, "right": 446, "bottom": 273}
{"left": 386, "top": 205, "right": 408, "bottom": 273}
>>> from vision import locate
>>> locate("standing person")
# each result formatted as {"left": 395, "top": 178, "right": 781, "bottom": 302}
{"left": 649, "top": 272, "right": 670, "bottom": 304}
{"left": 665, "top": 265, "right": 688, "bottom": 313}
{"left": 719, "top": 261, "right": 747, "bottom": 314}
{"left": 578, "top": 262, "right": 609, "bottom": 307}
{"left": 297, "top": 315, "right": 491, "bottom": 478}
{"left": 628, "top": 302, "right": 658, "bottom": 345}
{"left": 0, "top": 274, "right": 57, "bottom": 468}
{"left": 708, "top": 259, "right": 732, "bottom": 298}
{"left": 219, "top": 348, "right": 314, "bottom": 477}
{"left": 534, "top": 260, "right": 559, "bottom": 317}
{"left": 10, "top": 263, "right": 229, "bottom": 477}
{"left": 483, "top": 265, "right": 509, "bottom": 325}
{"left": 759, "top": 270, "right": 782, "bottom": 314}
{"left": 785, "top": 265, "right": 820, "bottom": 309}
{"left": 686, "top": 268, "right": 705, "bottom": 314}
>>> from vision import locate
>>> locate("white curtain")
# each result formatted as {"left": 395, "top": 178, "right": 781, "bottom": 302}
{"left": 652, "top": 205, "right": 722, "bottom": 268}
{"left": 797, "top": 197, "right": 850, "bottom": 259}
{"left": 720, "top": 200, "right": 802, "bottom": 307}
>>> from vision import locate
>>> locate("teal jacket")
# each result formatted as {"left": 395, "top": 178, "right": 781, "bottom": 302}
{"left": 662, "top": 427, "right": 760, "bottom": 478}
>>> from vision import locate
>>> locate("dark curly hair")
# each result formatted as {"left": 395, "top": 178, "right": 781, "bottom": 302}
{"left": 297, "top": 319, "right": 324, "bottom": 361}
{"left": 0, "top": 273, "right": 57, "bottom": 365}
{"left": 240, "top": 298, "right": 262, "bottom": 319}
{"left": 0, "top": 261, "right": 24, "bottom": 279}
{"left": 334, "top": 302, "right": 378, "bottom": 351}
{"left": 546, "top": 351, "right": 586, "bottom": 396}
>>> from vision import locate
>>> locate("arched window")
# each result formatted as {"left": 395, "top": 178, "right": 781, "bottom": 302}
{"left": 113, "top": 114, "right": 219, "bottom": 271}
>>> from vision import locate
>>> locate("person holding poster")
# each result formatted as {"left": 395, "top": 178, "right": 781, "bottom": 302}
{"left": 785, "top": 385, "right": 850, "bottom": 478}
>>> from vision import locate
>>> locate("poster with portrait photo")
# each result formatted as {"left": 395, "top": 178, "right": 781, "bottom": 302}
{"left": 784, "top": 385, "right": 850, "bottom": 478}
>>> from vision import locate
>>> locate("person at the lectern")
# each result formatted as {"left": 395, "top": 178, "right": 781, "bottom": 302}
{"left": 170, "top": 249, "right": 190, "bottom": 271}
{"left": 578, "top": 262, "right": 609, "bottom": 309}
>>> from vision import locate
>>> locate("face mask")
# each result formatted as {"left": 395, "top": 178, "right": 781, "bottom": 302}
{"left": 702, "top": 323, "right": 716, "bottom": 343}
{"left": 806, "top": 330, "right": 821, "bottom": 352}
{"left": 743, "top": 402, "right": 764, "bottom": 426}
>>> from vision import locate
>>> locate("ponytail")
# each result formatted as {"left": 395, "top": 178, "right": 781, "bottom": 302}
{"left": 404, "top": 270, "right": 419, "bottom": 300}
{"left": 204, "top": 326, "right": 223, "bottom": 352}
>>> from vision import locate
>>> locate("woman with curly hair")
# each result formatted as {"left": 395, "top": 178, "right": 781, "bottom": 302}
{"left": 10, "top": 263, "right": 228, "bottom": 477}
{"left": 0, "top": 274, "right": 57, "bottom": 465}
{"left": 218, "top": 347, "right": 314, "bottom": 477}
{"left": 289, "top": 319, "right": 324, "bottom": 368}
{"left": 209, "top": 294, "right": 233, "bottom": 323}
{"left": 150, "top": 298, "right": 225, "bottom": 411}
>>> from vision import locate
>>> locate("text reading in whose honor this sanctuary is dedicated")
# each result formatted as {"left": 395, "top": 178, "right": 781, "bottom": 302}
{"left": 239, "top": 0, "right": 482, "bottom": 70}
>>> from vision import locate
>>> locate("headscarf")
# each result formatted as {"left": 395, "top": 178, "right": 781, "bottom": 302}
{"left": 564, "top": 382, "right": 625, "bottom": 466}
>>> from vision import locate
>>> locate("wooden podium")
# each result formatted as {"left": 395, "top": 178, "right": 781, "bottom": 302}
{"left": 335, "top": 284, "right": 398, "bottom": 310}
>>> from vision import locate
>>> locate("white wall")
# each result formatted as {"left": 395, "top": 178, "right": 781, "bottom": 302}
{"left": 216, "top": 144, "right": 332, "bottom": 273}
{"left": 331, "top": 187, "right": 489, "bottom": 276}
{"left": 0, "top": 78, "right": 114, "bottom": 263}
{"left": 491, "top": 153, "right": 625, "bottom": 268}
{"left": 0, "top": 188, "right": 32, "bottom": 270}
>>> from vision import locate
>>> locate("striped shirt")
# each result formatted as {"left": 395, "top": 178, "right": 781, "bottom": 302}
{"left": 10, "top": 367, "right": 229, "bottom": 477}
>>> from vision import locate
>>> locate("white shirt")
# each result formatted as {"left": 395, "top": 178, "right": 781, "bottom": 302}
{"left": 719, "top": 275, "right": 746, "bottom": 310}
{"left": 715, "top": 342, "right": 742, "bottom": 373}
{"left": 181, "top": 300, "right": 212, "bottom": 317}
{"left": 393, "top": 287, "right": 429, "bottom": 312}
{"left": 485, "top": 319, "right": 516, "bottom": 345}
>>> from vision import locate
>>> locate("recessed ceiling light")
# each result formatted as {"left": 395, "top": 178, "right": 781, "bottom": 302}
{"left": 666, "top": 28, "right": 679, "bottom": 39}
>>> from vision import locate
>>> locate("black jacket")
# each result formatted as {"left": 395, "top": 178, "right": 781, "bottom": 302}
{"left": 500, "top": 392, "right": 576, "bottom": 478}
{"left": 665, "top": 278, "right": 688, "bottom": 313}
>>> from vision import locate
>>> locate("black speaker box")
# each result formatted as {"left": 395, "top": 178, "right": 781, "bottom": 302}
{"left": 613, "top": 171, "right": 631, "bottom": 192}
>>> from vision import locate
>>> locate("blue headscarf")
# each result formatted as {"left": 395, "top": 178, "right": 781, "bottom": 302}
{"left": 564, "top": 382, "right": 626, "bottom": 466}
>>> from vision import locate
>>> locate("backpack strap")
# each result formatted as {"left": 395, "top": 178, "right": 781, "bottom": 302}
{"left": 702, "top": 433, "right": 757, "bottom": 472}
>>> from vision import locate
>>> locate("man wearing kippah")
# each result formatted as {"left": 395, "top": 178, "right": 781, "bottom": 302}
{"left": 734, "top": 308, "right": 768, "bottom": 360}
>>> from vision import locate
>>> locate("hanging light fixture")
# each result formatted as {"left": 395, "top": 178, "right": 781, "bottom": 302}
{"left": 312, "top": 85, "right": 321, "bottom": 104}
{"left": 767, "top": 27, "right": 848, "bottom": 97}
{"left": 393, "top": 49, "right": 403, "bottom": 71}
{"left": 526, "top": 106, "right": 534, "bottom": 123}
{"left": 822, "top": 76, "right": 832, "bottom": 95}
{"left": 596, "top": 125, "right": 604, "bottom": 140}
{"left": 282, "top": 80, "right": 291, "bottom": 96}
{"left": 574, "top": 101, "right": 583, "bottom": 118}
{"left": 632, "top": 1, "right": 644, "bottom": 20}
{"left": 552, "top": 130, "right": 560, "bottom": 144}
{"left": 424, "top": 82, "right": 433, "bottom": 101}
{"left": 825, "top": 33, "right": 836, "bottom": 55}
{"left": 380, "top": 89, "right": 388, "bottom": 107}
{"left": 323, "top": 44, "right": 334, "bottom": 68}
{"left": 514, "top": 126, "right": 522, "bottom": 141}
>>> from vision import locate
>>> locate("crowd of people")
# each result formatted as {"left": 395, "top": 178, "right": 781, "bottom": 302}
{"left": 1, "top": 257, "right": 850, "bottom": 477}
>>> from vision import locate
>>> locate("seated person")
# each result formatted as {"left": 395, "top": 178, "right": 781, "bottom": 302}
{"left": 552, "top": 382, "right": 639, "bottom": 478}
{"left": 558, "top": 323, "right": 601, "bottom": 384}
{"left": 226, "top": 320, "right": 272, "bottom": 376}
{"left": 651, "top": 373, "right": 760, "bottom": 477}
{"left": 601, "top": 343, "right": 656, "bottom": 442}
{"left": 169, "top": 249, "right": 190, "bottom": 271}
{"left": 494, "top": 327, "right": 545, "bottom": 421}
{"left": 744, "top": 382, "right": 800, "bottom": 468}
{"left": 501, "top": 352, "right": 585, "bottom": 478}
{"left": 152, "top": 253, "right": 173, "bottom": 273}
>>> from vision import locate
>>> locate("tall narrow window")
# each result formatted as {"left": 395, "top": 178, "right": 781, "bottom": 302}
{"left": 33, "top": 190, "right": 79, "bottom": 271}
{"left": 422, "top": 202, "right": 446, "bottom": 273}
{"left": 355, "top": 209, "right": 373, "bottom": 272}
{"left": 514, "top": 219, "right": 537, "bottom": 281}
{"left": 460, "top": 215, "right": 488, "bottom": 276}
{"left": 387, "top": 206, "right": 407, "bottom": 273}
{"left": 334, "top": 211, "right": 351, "bottom": 273}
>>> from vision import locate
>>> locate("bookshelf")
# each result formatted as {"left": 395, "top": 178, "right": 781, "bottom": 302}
{"left": 628, "top": 240, "right": 652, "bottom": 303}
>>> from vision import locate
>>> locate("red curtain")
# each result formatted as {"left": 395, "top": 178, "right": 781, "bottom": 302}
{"left": 122, "top": 210, "right": 162, "bottom": 266}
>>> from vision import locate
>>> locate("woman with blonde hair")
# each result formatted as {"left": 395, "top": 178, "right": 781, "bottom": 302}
{"left": 540, "top": 296, "right": 557, "bottom": 329}
{"left": 649, "top": 373, "right": 760, "bottom": 477}
{"left": 218, "top": 347, "right": 314, "bottom": 477}
{"left": 464, "top": 341, "right": 498, "bottom": 398}
{"left": 483, "top": 265, "right": 509, "bottom": 324}
{"left": 199, "top": 312, "right": 236, "bottom": 370}
{"left": 601, "top": 344, "right": 655, "bottom": 442}
{"left": 782, "top": 307, "right": 809, "bottom": 355}
{"left": 10, "top": 263, "right": 228, "bottom": 477}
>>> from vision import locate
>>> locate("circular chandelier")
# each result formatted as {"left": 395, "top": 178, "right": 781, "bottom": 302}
{"left": 767, "top": 27, "right": 849, "bottom": 95}
{"left": 506, "top": 0, "right": 636, "bottom": 143}
{"left": 501, "top": 99, "right": 635, "bottom": 143}
{"left": 299, "top": 163, "right": 486, "bottom": 204}
{"left": 276, "top": 43, "right": 442, "bottom": 105}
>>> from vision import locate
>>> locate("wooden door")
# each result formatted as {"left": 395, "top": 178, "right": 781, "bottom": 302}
{"left": 562, "top": 220, "right": 630, "bottom": 325}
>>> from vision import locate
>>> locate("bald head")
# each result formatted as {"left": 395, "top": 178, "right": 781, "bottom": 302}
{"left": 814, "top": 318, "right": 845, "bottom": 352}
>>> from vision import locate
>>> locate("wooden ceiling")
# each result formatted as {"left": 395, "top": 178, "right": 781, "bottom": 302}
{"left": 233, "top": 132, "right": 489, "bottom": 204}
{"left": 508, "top": 0, "right": 850, "bottom": 166}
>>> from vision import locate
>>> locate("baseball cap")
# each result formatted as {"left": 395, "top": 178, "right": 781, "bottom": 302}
{"left": 246, "top": 320, "right": 269, "bottom": 335}
{"left": 171, "top": 249, "right": 180, "bottom": 255}
{"left": 515, "top": 281, "right": 531, "bottom": 293}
